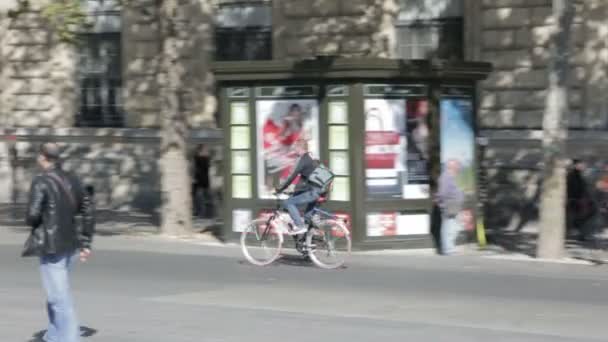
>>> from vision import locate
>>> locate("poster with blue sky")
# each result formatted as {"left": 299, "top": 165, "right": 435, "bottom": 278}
{"left": 440, "top": 98, "right": 476, "bottom": 231}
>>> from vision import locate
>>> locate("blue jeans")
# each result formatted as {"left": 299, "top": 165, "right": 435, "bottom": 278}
{"left": 40, "top": 252, "right": 80, "bottom": 342}
{"left": 283, "top": 189, "right": 322, "bottom": 227}
{"left": 441, "top": 217, "right": 461, "bottom": 255}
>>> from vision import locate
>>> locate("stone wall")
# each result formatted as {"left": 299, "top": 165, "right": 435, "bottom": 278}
{"left": 123, "top": 0, "right": 217, "bottom": 128}
{"left": 476, "top": 0, "right": 608, "bottom": 130}
{"left": 478, "top": 0, "right": 589, "bottom": 129}
{"left": 273, "top": 0, "right": 399, "bottom": 59}
{"left": 123, "top": 1, "right": 162, "bottom": 127}
{"left": 0, "top": 0, "right": 78, "bottom": 128}
{"left": 0, "top": 0, "right": 217, "bottom": 130}
{"left": 0, "top": 1, "right": 220, "bottom": 213}
{"left": 469, "top": 0, "right": 608, "bottom": 231}
{"left": 0, "top": 128, "right": 224, "bottom": 214}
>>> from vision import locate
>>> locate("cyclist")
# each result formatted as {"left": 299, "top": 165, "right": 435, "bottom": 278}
{"left": 275, "top": 138, "right": 325, "bottom": 235}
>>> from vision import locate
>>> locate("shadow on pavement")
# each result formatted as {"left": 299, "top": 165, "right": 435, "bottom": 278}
{"left": 0, "top": 204, "right": 157, "bottom": 229}
{"left": 276, "top": 254, "right": 314, "bottom": 267}
{"left": 29, "top": 326, "right": 98, "bottom": 341}
{"left": 236, "top": 255, "right": 314, "bottom": 268}
{"left": 1, "top": 204, "right": 221, "bottom": 238}
{"left": 487, "top": 229, "right": 608, "bottom": 264}
{"left": 198, "top": 220, "right": 226, "bottom": 242}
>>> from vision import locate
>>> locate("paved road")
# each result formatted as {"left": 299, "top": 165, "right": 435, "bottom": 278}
{"left": 1, "top": 230, "right": 608, "bottom": 342}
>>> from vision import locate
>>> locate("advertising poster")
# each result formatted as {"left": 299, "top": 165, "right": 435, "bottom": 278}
{"left": 440, "top": 98, "right": 476, "bottom": 232}
{"left": 366, "top": 212, "right": 429, "bottom": 236}
{"left": 232, "top": 209, "right": 252, "bottom": 232}
{"left": 256, "top": 100, "right": 320, "bottom": 199}
{"left": 367, "top": 212, "right": 398, "bottom": 236}
{"left": 365, "top": 99, "right": 407, "bottom": 199}
{"left": 404, "top": 100, "right": 430, "bottom": 199}
{"left": 365, "top": 99, "right": 430, "bottom": 199}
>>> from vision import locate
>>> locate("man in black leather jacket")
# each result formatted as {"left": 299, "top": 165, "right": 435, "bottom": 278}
{"left": 24, "top": 142, "right": 95, "bottom": 342}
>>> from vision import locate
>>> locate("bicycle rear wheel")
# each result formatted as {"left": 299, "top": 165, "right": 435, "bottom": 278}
{"left": 241, "top": 219, "right": 283, "bottom": 266}
{"left": 306, "top": 220, "right": 351, "bottom": 269}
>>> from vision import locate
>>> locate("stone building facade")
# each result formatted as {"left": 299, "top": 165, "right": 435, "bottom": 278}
{"left": 474, "top": 0, "right": 608, "bottom": 230}
{"left": 0, "top": 0, "right": 220, "bottom": 215}
{"left": 1, "top": 0, "right": 607, "bottom": 231}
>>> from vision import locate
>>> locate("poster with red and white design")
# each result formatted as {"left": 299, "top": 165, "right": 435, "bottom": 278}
{"left": 366, "top": 212, "right": 398, "bottom": 236}
{"left": 256, "top": 100, "right": 320, "bottom": 199}
{"left": 366, "top": 212, "right": 429, "bottom": 237}
{"left": 365, "top": 99, "right": 407, "bottom": 199}
{"left": 365, "top": 98, "right": 430, "bottom": 199}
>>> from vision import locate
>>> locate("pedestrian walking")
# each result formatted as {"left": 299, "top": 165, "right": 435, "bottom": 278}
{"left": 566, "top": 159, "right": 597, "bottom": 240}
{"left": 22, "top": 142, "right": 95, "bottom": 342}
{"left": 594, "top": 164, "right": 608, "bottom": 213}
{"left": 192, "top": 144, "right": 213, "bottom": 218}
{"left": 436, "top": 159, "right": 465, "bottom": 255}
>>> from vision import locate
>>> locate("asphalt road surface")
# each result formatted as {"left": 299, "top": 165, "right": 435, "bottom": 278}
{"left": 1, "top": 231, "right": 608, "bottom": 342}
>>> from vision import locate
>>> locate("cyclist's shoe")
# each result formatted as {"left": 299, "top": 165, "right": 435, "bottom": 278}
{"left": 289, "top": 225, "right": 308, "bottom": 235}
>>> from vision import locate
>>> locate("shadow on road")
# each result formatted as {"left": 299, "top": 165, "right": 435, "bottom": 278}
{"left": 29, "top": 326, "right": 98, "bottom": 341}
{"left": 276, "top": 254, "right": 314, "bottom": 267}
{"left": 237, "top": 254, "right": 314, "bottom": 268}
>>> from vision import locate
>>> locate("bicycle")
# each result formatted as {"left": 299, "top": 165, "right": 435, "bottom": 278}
{"left": 240, "top": 193, "right": 351, "bottom": 269}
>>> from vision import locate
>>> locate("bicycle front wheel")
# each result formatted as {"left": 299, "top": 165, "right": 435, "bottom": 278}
{"left": 306, "top": 220, "right": 351, "bottom": 269}
{"left": 241, "top": 219, "right": 283, "bottom": 266}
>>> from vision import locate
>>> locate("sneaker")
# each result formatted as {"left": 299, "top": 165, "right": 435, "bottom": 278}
{"left": 290, "top": 225, "right": 308, "bottom": 235}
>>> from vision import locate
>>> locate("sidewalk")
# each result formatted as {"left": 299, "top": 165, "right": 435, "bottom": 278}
{"left": 486, "top": 222, "right": 608, "bottom": 265}
{"left": 0, "top": 203, "right": 220, "bottom": 236}
{"left": 2, "top": 207, "right": 607, "bottom": 264}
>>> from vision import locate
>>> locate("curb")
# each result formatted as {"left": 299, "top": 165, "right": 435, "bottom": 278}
{"left": 483, "top": 254, "right": 596, "bottom": 265}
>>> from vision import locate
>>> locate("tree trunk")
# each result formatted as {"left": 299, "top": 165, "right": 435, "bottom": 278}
{"left": 537, "top": 0, "right": 575, "bottom": 259}
{"left": 158, "top": 0, "right": 192, "bottom": 236}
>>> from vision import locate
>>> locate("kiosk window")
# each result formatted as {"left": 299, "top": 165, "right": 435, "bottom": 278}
{"left": 365, "top": 97, "right": 430, "bottom": 200}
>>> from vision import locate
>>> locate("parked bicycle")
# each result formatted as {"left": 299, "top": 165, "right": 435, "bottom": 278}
{"left": 240, "top": 193, "right": 351, "bottom": 269}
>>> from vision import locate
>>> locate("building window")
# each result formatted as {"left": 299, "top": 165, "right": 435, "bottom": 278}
{"left": 396, "top": 0, "right": 463, "bottom": 60}
{"left": 76, "top": 0, "right": 123, "bottom": 127}
{"left": 214, "top": 1, "right": 272, "bottom": 61}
